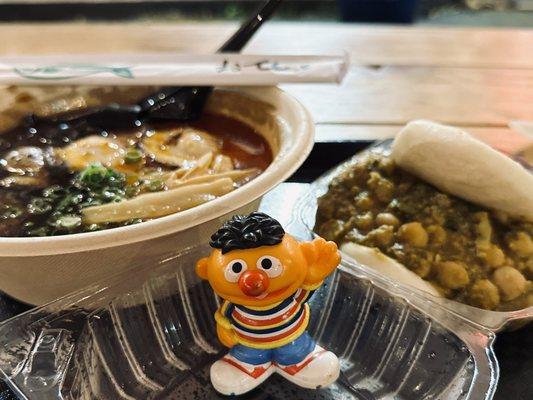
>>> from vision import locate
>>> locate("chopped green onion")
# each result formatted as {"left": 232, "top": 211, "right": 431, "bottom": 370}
{"left": 102, "top": 189, "right": 117, "bottom": 200}
{"left": 124, "top": 148, "right": 142, "bottom": 164}
{"left": 125, "top": 185, "right": 140, "bottom": 198}
{"left": 27, "top": 227, "right": 49, "bottom": 237}
{"left": 42, "top": 185, "right": 64, "bottom": 199}
{"left": 23, "top": 164, "right": 129, "bottom": 237}
{"left": 54, "top": 215, "right": 82, "bottom": 230}
{"left": 124, "top": 218, "right": 143, "bottom": 226}
{"left": 28, "top": 198, "right": 53, "bottom": 215}
{"left": 146, "top": 179, "right": 165, "bottom": 192}
{"left": 0, "top": 205, "right": 23, "bottom": 219}
{"left": 79, "top": 164, "right": 108, "bottom": 187}
{"left": 86, "top": 224, "right": 102, "bottom": 232}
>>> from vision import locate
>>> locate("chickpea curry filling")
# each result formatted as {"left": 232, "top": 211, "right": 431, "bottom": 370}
{"left": 315, "top": 153, "right": 533, "bottom": 311}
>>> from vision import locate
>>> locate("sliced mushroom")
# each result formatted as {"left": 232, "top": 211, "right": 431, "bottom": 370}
{"left": 141, "top": 127, "right": 221, "bottom": 168}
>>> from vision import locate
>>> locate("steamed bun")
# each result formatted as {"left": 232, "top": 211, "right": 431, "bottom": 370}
{"left": 392, "top": 120, "right": 533, "bottom": 221}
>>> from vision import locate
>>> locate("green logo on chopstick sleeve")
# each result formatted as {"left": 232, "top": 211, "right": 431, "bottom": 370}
{"left": 14, "top": 65, "right": 134, "bottom": 80}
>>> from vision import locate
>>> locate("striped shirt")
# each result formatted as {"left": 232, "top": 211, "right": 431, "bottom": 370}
{"left": 215, "top": 284, "right": 320, "bottom": 349}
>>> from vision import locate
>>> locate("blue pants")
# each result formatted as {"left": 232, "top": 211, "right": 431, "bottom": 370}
{"left": 229, "top": 332, "right": 316, "bottom": 366}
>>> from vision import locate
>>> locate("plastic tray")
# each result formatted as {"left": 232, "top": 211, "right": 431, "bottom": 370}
{"left": 0, "top": 242, "right": 497, "bottom": 400}
{"left": 296, "top": 141, "right": 533, "bottom": 332}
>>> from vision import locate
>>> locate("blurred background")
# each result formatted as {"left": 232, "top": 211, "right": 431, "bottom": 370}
{"left": 0, "top": 0, "right": 532, "bottom": 26}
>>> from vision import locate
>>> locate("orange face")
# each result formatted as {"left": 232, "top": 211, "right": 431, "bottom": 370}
{"left": 196, "top": 235, "right": 308, "bottom": 307}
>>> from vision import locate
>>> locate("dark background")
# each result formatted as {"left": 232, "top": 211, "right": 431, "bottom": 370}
{"left": 0, "top": 0, "right": 532, "bottom": 26}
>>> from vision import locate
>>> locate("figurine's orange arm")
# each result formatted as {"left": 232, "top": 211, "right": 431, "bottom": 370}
{"left": 216, "top": 324, "right": 237, "bottom": 348}
{"left": 300, "top": 237, "right": 340, "bottom": 287}
{"left": 215, "top": 308, "right": 238, "bottom": 348}
{"left": 197, "top": 257, "right": 238, "bottom": 348}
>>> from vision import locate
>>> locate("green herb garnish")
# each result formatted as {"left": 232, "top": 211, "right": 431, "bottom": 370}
{"left": 146, "top": 179, "right": 165, "bottom": 192}
{"left": 28, "top": 198, "right": 53, "bottom": 215}
{"left": 124, "top": 148, "right": 143, "bottom": 164}
{"left": 23, "top": 163, "right": 129, "bottom": 236}
{"left": 0, "top": 204, "right": 23, "bottom": 219}
{"left": 54, "top": 215, "right": 82, "bottom": 230}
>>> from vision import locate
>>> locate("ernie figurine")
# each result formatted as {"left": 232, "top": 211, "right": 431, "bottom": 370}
{"left": 196, "top": 212, "right": 341, "bottom": 395}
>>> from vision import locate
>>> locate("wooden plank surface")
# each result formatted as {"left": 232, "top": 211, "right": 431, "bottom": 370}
{"left": 314, "top": 124, "right": 530, "bottom": 154}
{"left": 283, "top": 65, "right": 533, "bottom": 126}
{"left": 0, "top": 22, "right": 532, "bottom": 144}
{"left": 1, "top": 22, "right": 533, "bottom": 68}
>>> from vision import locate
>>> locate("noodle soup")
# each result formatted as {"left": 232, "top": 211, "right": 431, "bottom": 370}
{"left": 0, "top": 113, "right": 272, "bottom": 237}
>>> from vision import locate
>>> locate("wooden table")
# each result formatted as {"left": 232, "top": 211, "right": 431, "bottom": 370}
{"left": 1, "top": 22, "right": 532, "bottom": 153}
{"left": 0, "top": 22, "right": 531, "bottom": 400}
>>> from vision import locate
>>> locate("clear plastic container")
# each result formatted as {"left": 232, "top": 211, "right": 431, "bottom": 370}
{"left": 296, "top": 141, "right": 533, "bottom": 332}
{"left": 0, "top": 242, "right": 497, "bottom": 399}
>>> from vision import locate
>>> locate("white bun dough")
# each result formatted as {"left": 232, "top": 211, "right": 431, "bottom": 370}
{"left": 341, "top": 242, "right": 441, "bottom": 297}
{"left": 391, "top": 120, "right": 533, "bottom": 221}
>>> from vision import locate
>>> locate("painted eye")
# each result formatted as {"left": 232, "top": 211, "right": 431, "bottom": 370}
{"left": 257, "top": 256, "right": 283, "bottom": 278}
{"left": 224, "top": 259, "right": 248, "bottom": 282}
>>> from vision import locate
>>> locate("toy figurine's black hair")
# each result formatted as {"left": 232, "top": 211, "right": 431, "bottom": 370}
{"left": 209, "top": 212, "right": 285, "bottom": 254}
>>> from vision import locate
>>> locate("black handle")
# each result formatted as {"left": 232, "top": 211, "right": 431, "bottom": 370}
{"left": 219, "top": 0, "right": 283, "bottom": 53}
{"left": 138, "top": 0, "right": 283, "bottom": 120}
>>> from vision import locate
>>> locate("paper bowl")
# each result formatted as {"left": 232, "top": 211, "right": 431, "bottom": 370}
{"left": 0, "top": 86, "right": 314, "bottom": 305}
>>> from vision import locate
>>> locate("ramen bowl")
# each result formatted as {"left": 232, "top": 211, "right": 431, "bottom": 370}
{"left": 0, "top": 86, "right": 314, "bottom": 305}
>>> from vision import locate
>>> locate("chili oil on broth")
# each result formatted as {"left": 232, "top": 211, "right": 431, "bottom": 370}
{"left": 0, "top": 113, "right": 272, "bottom": 237}
{"left": 315, "top": 152, "right": 533, "bottom": 312}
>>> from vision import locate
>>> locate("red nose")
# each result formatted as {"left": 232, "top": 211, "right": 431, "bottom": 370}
{"left": 238, "top": 270, "right": 269, "bottom": 297}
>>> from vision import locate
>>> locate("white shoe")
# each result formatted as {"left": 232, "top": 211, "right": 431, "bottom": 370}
{"left": 210, "top": 354, "right": 275, "bottom": 395}
{"left": 275, "top": 345, "right": 340, "bottom": 389}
